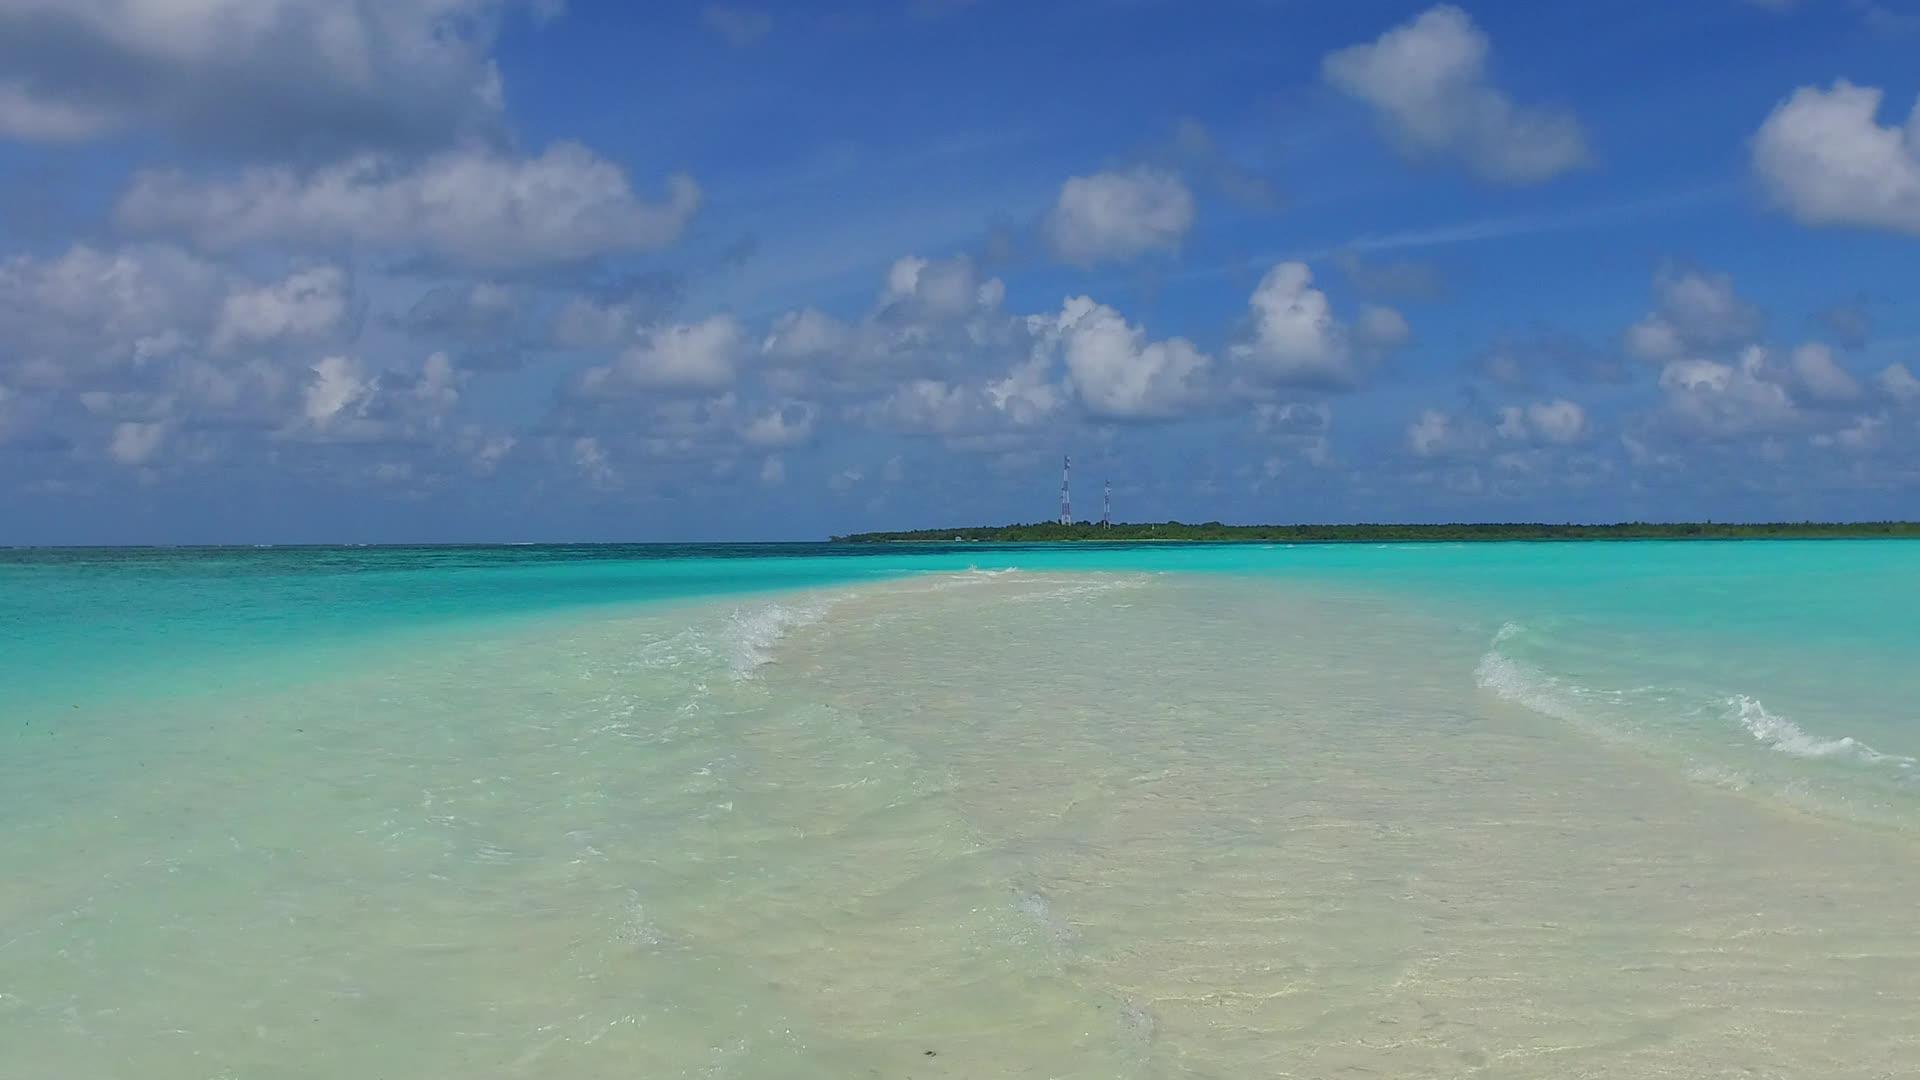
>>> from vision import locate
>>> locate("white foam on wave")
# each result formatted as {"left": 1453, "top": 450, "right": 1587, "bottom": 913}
{"left": 1003, "top": 574, "right": 1150, "bottom": 604}
{"left": 1473, "top": 623, "right": 1605, "bottom": 733}
{"left": 723, "top": 599, "right": 831, "bottom": 678}
{"left": 1725, "top": 694, "right": 1914, "bottom": 768}
{"left": 924, "top": 565, "right": 1022, "bottom": 591}
{"left": 1479, "top": 624, "right": 1916, "bottom": 775}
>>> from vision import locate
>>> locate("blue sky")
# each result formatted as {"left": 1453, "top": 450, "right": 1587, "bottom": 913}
{"left": 2, "top": 0, "right": 1917, "bottom": 543}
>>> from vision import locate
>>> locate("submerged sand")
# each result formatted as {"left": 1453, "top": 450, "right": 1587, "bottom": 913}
{"left": 4, "top": 569, "right": 1917, "bottom": 1077}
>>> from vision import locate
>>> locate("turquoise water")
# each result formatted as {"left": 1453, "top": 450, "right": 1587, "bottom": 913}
{"left": 11, "top": 540, "right": 1919, "bottom": 788}
{"left": 5, "top": 540, "right": 1920, "bottom": 1076}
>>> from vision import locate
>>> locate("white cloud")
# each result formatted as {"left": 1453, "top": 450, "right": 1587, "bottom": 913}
{"left": 410, "top": 352, "right": 463, "bottom": 417}
{"left": 578, "top": 315, "right": 744, "bottom": 395}
{"left": 1043, "top": 167, "right": 1195, "bottom": 266}
{"left": 1752, "top": 80, "right": 1920, "bottom": 236}
{"left": 0, "top": 0, "right": 546, "bottom": 150}
{"left": 1323, "top": 5, "right": 1588, "bottom": 184}
{"left": 881, "top": 253, "right": 1003, "bottom": 319}
{"left": 984, "top": 354, "right": 1067, "bottom": 427}
{"left": 868, "top": 379, "right": 976, "bottom": 435}
{"left": 1657, "top": 347, "right": 1799, "bottom": 437}
{"left": 1355, "top": 305, "right": 1412, "bottom": 350}
{"left": 551, "top": 289, "right": 665, "bottom": 351}
{"left": 1255, "top": 402, "right": 1335, "bottom": 470}
{"left": 1625, "top": 266, "right": 1764, "bottom": 361}
{"left": 107, "top": 420, "right": 166, "bottom": 465}
{"left": 119, "top": 143, "right": 702, "bottom": 268}
{"left": 1413, "top": 397, "right": 1587, "bottom": 459}
{"left": 740, "top": 401, "right": 816, "bottom": 448}
{"left": 0, "top": 244, "right": 222, "bottom": 381}
{"left": 1624, "top": 316, "right": 1684, "bottom": 362}
{"left": 0, "top": 82, "right": 117, "bottom": 140}
{"left": 1503, "top": 399, "right": 1589, "bottom": 444}
{"left": 211, "top": 265, "right": 350, "bottom": 352}
{"left": 1254, "top": 401, "right": 1331, "bottom": 436}
{"left": 1788, "top": 342, "right": 1861, "bottom": 402}
{"left": 1407, "top": 408, "right": 1458, "bottom": 457}
{"left": 1045, "top": 296, "right": 1211, "bottom": 420}
{"left": 758, "top": 454, "right": 786, "bottom": 486}
{"left": 1878, "top": 362, "right": 1920, "bottom": 404}
{"left": 458, "top": 429, "right": 517, "bottom": 473}
{"left": 1231, "top": 262, "right": 1401, "bottom": 387}
{"left": 278, "top": 351, "right": 461, "bottom": 443}
{"left": 761, "top": 255, "right": 1018, "bottom": 399}
{"left": 302, "top": 355, "right": 374, "bottom": 431}
{"left": 552, "top": 298, "right": 633, "bottom": 350}
{"left": 572, "top": 435, "right": 617, "bottom": 488}
{"left": 762, "top": 308, "right": 853, "bottom": 361}
{"left": 1811, "top": 413, "right": 1887, "bottom": 452}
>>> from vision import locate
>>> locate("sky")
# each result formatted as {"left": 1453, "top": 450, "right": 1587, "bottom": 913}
{"left": 1, "top": 0, "right": 1918, "bottom": 544}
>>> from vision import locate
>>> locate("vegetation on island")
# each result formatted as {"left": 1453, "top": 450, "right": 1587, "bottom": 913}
{"left": 832, "top": 521, "right": 1920, "bottom": 543}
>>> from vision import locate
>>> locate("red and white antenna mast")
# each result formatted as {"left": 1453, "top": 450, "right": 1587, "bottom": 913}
{"left": 1059, "top": 455, "right": 1073, "bottom": 525}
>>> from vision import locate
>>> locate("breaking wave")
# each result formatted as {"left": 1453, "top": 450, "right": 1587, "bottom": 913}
{"left": 1726, "top": 694, "right": 1914, "bottom": 767}
{"left": 723, "top": 600, "right": 830, "bottom": 677}
{"left": 1477, "top": 622, "right": 1914, "bottom": 774}
{"left": 1472, "top": 622, "right": 1616, "bottom": 736}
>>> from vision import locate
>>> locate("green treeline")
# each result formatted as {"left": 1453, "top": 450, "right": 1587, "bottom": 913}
{"left": 832, "top": 521, "right": 1920, "bottom": 543}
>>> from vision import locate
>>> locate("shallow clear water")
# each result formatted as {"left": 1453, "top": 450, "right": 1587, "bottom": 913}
{"left": 4, "top": 542, "right": 1919, "bottom": 1076}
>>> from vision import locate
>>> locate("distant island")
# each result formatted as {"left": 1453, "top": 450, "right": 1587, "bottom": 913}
{"left": 833, "top": 521, "right": 1920, "bottom": 543}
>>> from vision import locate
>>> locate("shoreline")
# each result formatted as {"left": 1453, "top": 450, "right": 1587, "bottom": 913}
{"left": 835, "top": 521, "right": 1920, "bottom": 543}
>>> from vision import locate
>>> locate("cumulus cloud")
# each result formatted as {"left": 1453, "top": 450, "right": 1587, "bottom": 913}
{"left": 1323, "top": 5, "right": 1589, "bottom": 184}
{"left": 1879, "top": 362, "right": 1920, "bottom": 404}
{"left": 274, "top": 350, "right": 466, "bottom": 445}
{"left": 1657, "top": 347, "right": 1799, "bottom": 437}
{"left": 1043, "top": 167, "right": 1195, "bottom": 266}
{"left": 406, "top": 281, "right": 521, "bottom": 339}
{"left": 1230, "top": 262, "right": 1404, "bottom": 388}
{"left": 1355, "top": 305, "right": 1412, "bottom": 350}
{"left": 301, "top": 355, "right": 374, "bottom": 432}
{"left": 762, "top": 307, "right": 854, "bottom": 362}
{"left": 572, "top": 435, "right": 617, "bottom": 488}
{"left": 211, "top": 265, "right": 351, "bottom": 352}
{"left": 1498, "top": 399, "right": 1589, "bottom": 444}
{"left": 107, "top": 420, "right": 166, "bottom": 465}
{"left": 1405, "top": 409, "right": 1456, "bottom": 458}
{"left": 1811, "top": 413, "right": 1887, "bottom": 452}
{"left": 1625, "top": 265, "right": 1764, "bottom": 361}
{"left": 1788, "top": 342, "right": 1862, "bottom": 402}
{"left": 0, "top": 0, "right": 548, "bottom": 151}
{"left": 1752, "top": 80, "right": 1920, "bottom": 236}
{"left": 881, "top": 253, "right": 1004, "bottom": 319}
{"left": 0, "top": 244, "right": 222, "bottom": 381}
{"left": 118, "top": 143, "right": 702, "bottom": 268}
{"left": 1410, "top": 397, "right": 1588, "bottom": 458}
{"left": 760, "top": 255, "right": 1017, "bottom": 399}
{"left": 740, "top": 401, "right": 816, "bottom": 448}
{"left": 577, "top": 315, "right": 744, "bottom": 396}
{"left": 1043, "top": 297, "right": 1211, "bottom": 420}
{"left": 867, "top": 379, "right": 977, "bottom": 435}
{"left": 1254, "top": 401, "right": 1335, "bottom": 469}
{"left": 758, "top": 454, "right": 786, "bottom": 486}
{"left": 547, "top": 277, "right": 683, "bottom": 352}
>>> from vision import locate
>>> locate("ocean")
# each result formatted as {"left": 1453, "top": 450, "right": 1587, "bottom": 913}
{"left": 4, "top": 541, "right": 1919, "bottom": 1077}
